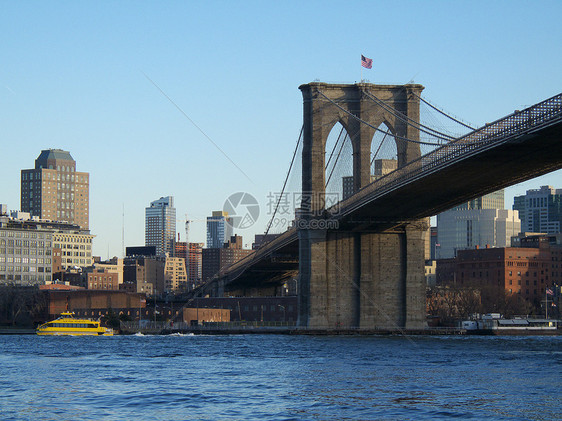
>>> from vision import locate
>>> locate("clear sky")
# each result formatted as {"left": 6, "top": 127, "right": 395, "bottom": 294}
{"left": 1, "top": 1, "right": 561, "bottom": 258}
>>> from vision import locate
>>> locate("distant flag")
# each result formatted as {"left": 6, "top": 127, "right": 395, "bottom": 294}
{"left": 546, "top": 288, "right": 554, "bottom": 296}
{"left": 361, "top": 55, "right": 373, "bottom": 69}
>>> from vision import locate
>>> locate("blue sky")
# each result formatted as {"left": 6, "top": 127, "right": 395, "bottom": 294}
{"left": 1, "top": 1, "right": 561, "bottom": 258}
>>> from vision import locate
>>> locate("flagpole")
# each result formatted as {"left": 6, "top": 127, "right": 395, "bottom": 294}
{"left": 546, "top": 288, "right": 548, "bottom": 319}
{"left": 360, "top": 59, "right": 363, "bottom": 83}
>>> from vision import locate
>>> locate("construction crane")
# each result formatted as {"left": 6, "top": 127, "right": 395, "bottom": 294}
{"left": 185, "top": 214, "right": 190, "bottom": 244}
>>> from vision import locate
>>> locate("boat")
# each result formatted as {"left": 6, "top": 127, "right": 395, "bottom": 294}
{"left": 36, "top": 312, "right": 113, "bottom": 336}
{"left": 462, "top": 314, "right": 560, "bottom": 335}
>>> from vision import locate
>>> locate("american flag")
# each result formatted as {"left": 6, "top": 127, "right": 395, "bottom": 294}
{"left": 361, "top": 55, "right": 373, "bottom": 69}
{"left": 546, "top": 288, "right": 554, "bottom": 296}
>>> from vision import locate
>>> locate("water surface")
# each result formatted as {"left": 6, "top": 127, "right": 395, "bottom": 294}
{"left": 0, "top": 334, "right": 560, "bottom": 420}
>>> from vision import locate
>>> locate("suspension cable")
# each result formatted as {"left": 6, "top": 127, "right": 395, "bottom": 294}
{"left": 361, "top": 90, "right": 454, "bottom": 141}
{"left": 325, "top": 126, "right": 345, "bottom": 170}
{"left": 371, "top": 129, "right": 390, "bottom": 166}
{"left": 326, "top": 131, "right": 350, "bottom": 187}
{"left": 411, "top": 92, "right": 476, "bottom": 130}
{"left": 316, "top": 91, "right": 443, "bottom": 146}
{"left": 264, "top": 126, "right": 303, "bottom": 236}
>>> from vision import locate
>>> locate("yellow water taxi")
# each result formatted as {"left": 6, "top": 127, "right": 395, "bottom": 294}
{"left": 36, "top": 312, "right": 113, "bottom": 336}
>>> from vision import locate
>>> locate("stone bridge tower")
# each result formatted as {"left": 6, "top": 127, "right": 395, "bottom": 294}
{"left": 298, "top": 82, "right": 428, "bottom": 330}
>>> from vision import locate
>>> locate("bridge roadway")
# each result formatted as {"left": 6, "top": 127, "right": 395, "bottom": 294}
{"left": 193, "top": 93, "right": 562, "bottom": 297}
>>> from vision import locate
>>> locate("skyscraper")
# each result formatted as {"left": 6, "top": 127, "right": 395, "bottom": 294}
{"left": 513, "top": 185, "right": 562, "bottom": 234}
{"left": 206, "top": 211, "right": 233, "bottom": 248}
{"left": 453, "top": 190, "right": 505, "bottom": 211}
{"left": 436, "top": 189, "right": 520, "bottom": 259}
{"left": 145, "top": 196, "right": 176, "bottom": 256}
{"left": 21, "top": 149, "right": 89, "bottom": 229}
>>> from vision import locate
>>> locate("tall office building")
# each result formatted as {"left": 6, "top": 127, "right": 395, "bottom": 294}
{"left": 437, "top": 209, "right": 520, "bottom": 259}
{"left": 453, "top": 190, "right": 505, "bottom": 211}
{"left": 206, "top": 211, "right": 233, "bottom": 248}
{"left": 145, "top": 196, "right": 176, "bottom": 257}
{"left": 21, "top": 149, "right": 89, "bottom": 229}
{"left": 436, "top": 189, "right": 521, "bottom": 259}
{"left": 513, "top": 185, "right": 562, "bottom": 234}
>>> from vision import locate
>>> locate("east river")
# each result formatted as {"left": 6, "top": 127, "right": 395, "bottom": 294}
{"left": 0, "top": 334, "right": 560, "bottom": 420}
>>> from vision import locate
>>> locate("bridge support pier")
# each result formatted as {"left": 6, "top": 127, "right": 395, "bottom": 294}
{"left": 298, "top": 221, "right": 428, "bottom": 330}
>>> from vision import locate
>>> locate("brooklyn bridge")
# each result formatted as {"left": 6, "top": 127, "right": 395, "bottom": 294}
{"left": 189, "top": 82, "right": 562, "bottom": 331}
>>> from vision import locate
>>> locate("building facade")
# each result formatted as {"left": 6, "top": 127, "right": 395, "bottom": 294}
{"left": 163, "top": 257, "right": 188, "bottom": 293}
{"left": 87, "top": 268, "right": 119, "bottom": 290}
{"left": 202, "top": 235, "right": 253, "bottom": 282}
{"left": 455, "top": 244, "right": 556, "bottom": 305}
{"left": 206, "top": 211, "right": 233, "bottom": 249}
{"left": 175, "top": 241, "right": 203, "bottom": 288}
{"left": 454, "top": 190, "right": 505, "bottom": 211}
{"left": 145, "top": 196, "right": 176, "bottom": 256}
{"left": 123, "top": 256, "right": 162, "bottom": 296}
{"left": 513, "top": 185, "right": 562, "bottom": 234}
{"left": 20, "top": 149, "right": 89, "bottom": 229}
{"left": 52, "top": 229, "right": 94, "bottom": 270}
{"left": 0, "top": 214, "right": 93, "bottom": 286}
{"left": 437, "top": 209, "right": 520, "bottom": 259}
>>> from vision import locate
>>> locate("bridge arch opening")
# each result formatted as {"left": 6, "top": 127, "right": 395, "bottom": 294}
{"left": 370, "top": 122, "right": 398, "bottom": 181}
{"left": 325, "top": 122, "right": 354, "bottom": 202}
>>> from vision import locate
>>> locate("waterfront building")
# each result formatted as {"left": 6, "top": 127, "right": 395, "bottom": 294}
{"left": 52, "top": 229, "right": 94, "bottom": 270}
{"left": 202, "top": 235, "right": 253, "bottom": 282}
{"left": 20, "top": 149, "right": 90, "bottom": 229}
{"left": 145, "top": 196, "right": 176, "bottom": 256}
{"left": 206, "top": 211, "right": 233, "bottom": 248}
{"left": 0, "top": 213, "right": 93, "bottom": 285}
{"left": 455, "top": 242, "right": 557, "bottom": 305}
{"left": 513, "top": 185, "right": 562, "bottom": 234}
{"left": 42, "top": 289, "right": 146, "bottom": 321}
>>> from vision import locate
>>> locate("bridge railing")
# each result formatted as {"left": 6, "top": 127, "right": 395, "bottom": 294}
{"left": 334, "top": 92, "right": 562, "bottom": 217}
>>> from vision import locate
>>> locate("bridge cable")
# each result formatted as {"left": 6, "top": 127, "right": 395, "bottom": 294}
{"left": 316, "top": 90, "right": 443, "bottom": 146}
{"left": 370, "top": 129, "right": 390, "bottom": 166}
{"left": 264, "top": 126, "right": 303, "bottom": 237}
{"left": 361, "top": 90, "right": 455, "bottom": 142}
{"left": 325, "top": 126, "right": 346, "bottom": 170}
{"left": 411, "top": 92, "right": 476, "bottom": 130}
{"left": 326, "top": 131, "right": 350, "bottom": 187}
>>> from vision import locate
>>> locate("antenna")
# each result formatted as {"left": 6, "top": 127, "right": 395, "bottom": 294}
{"left": 122, "top": 203, "right": 125, "bottom": 258}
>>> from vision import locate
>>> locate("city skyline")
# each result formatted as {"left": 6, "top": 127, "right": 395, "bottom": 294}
{"left": 1, "top": 1, "right": 561, "bottom": 258}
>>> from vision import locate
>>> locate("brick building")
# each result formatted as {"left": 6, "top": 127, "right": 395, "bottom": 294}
{"left": 455, "top": 241, "right": 558, "bottom": 305}
{"left": 87, "top": 268, "right": 119, "bottom": 290}
{"left": 202, "top": 235, "right": 253, "bottom": 282}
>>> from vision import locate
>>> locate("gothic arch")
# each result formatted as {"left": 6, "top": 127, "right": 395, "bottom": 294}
{"left": 300, "top": 82, "right": 424, "bottom": 213}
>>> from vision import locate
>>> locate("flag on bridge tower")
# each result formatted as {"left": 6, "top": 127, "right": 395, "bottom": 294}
{"left": 361, "top": 54, "right": 373, "bottom": 69}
